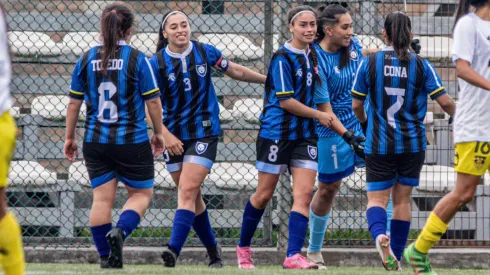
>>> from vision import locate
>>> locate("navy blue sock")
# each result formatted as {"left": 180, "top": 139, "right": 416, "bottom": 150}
{"left": 287, "top": 211, "right": 309, "bottom": 258}
{"left": 192, "top": 209, "right": 217, "bottom": 249}
{"left": 366, "top": 206, "right": 387, "bottom": 242}
{"left": 116, "top": 210, "right": 141, "bottom": 239}
{"left": 169, "top": 209, "right": 196, "bottom": 255}
{"left": 91, "top": 223, "right": 112, "bottom": 257}
{"left": 390, "top": 220, "right": 411, "bottom": 260}
{"left": 238, "top": 200, "right": 265, "bottom": 247}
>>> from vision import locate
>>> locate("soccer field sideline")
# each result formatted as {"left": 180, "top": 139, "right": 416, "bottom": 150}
{"left": 13, "top": 264, "right": 490, "bottom": 275}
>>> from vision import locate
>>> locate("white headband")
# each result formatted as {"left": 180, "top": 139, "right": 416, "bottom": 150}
{"left": 161, "top": 11, "right": 187, "bottom": 30}
{"left": 289, "top": 10, "right": 315, "bottom": 25}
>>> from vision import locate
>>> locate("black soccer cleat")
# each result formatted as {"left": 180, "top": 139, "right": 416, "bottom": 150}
{"left": 100, "top": 256, "right": 111, "bottom": 269}
{"left": 206, "top": 243, "right": 223, "bottom": 268}
{"left": 106, "top": 227, "right": 124, "bottom": 268}
{"left": 161, "top": 246, "right": 178, "bottom": 268}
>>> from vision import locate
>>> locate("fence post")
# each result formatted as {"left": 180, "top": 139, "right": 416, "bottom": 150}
{"left": 277, "top": 173, "right": 292, "bottom": 252}
{"left": 263, "top": 0, "right": 273, "bottom": 72}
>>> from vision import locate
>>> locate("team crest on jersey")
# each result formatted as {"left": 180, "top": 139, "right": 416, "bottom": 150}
{"left": 474, "top": 156, "right": 486, "bottom": 169}
{"left": 195, "top": 142, "right": 209, "bottom": 155}
{"left": 296, "top": 69, "right": 303, "bottom": 77}
{"left": 168, "top": 73, "right": 176, "bottom": 82}
{"left": 350, "top": 50, "right": 359, "bottom": 61}
{"left": 196, "top": 64, "right": 207, "bottom": 77}
{"left": 334, "top": 66, "right": 340, "bottom": 74}
{"left": 220, "top": 59, "right": 228, "bottom": 69}
{"left": 307, "top": 145, "right": 317, "bottom": 160}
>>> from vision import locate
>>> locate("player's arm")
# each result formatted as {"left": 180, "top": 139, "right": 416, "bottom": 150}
{"left": 205, "top": 44, "right": 266, "bottom": 84}
{"left": 64, "top": 58, "right": 85, "bottom": 161}
{"left": 224, "top": 62, "right": 266, "bottom": 84}
{"left": 452, "top": 16, "right": 490, "bottom": 92}
{"left": 423, "top": 59, "right": 456, "bottom": 118}
{"left": 456, "top": 59, "right": 490, "bottom": 91}
{"left": 435, "top": 94, "right": 456, "bottom": 117}
{"left": 352, "top": 99, "right": 367, "bottom": 123}
{"left": 351, "top": 58, "right": 369, "bottom": 123}
{"left": 317, "top": 103, "right": 347, "bottom": 135}
{"left": 279, "top": 98, "right": 333, "bottom": 127}
{"left": 362, "top": 48, "right": 381, "bottom": 57}
{"left": 271, "top": 56, "right": 333, "bottom": 127}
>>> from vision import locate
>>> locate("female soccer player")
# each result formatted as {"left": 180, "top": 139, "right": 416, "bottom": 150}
{"left": 236, "top": 6, "right": 335, "bottom": 270}
{"left": 306, "top": 5, "right": 393, "bottom": 269}
{"left": 405, "top": 0, "right": 490, "bottom": 274}
{"left": 351, "top": 12, "right": 455, "bottom": 271}
{"left": 151, "top": 11, "right": 266, "bottom": 268}
{"left": 64, "top": 3, "right": 165, "bottom": 269}
{"left": 0, "top": 4, "right": 25, "bottom": 275}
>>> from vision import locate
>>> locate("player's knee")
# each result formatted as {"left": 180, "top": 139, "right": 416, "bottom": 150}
{"left": 252, "top": 190, "right": 274, "bottom": 208}
{"left": 293, "top": 192, "right": 313, "bottom": 209}
{"left": 456, "top": 190, "right": 475, "bottom": 205}
{"left": 178, "top": 184, "right": 200, "bottom": 202}
{"left": 318, "top": 182, "right": 341, "bottom": 199}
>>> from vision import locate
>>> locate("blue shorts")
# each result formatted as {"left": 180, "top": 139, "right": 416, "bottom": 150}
{"left": 318, "top": 129, "right": 365, "bottom": 184}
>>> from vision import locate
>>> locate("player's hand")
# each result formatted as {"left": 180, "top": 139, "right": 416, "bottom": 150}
{"left": 342, "top": 130, "right": 366, "bottom": 159}
{"left": 163, "top": 132, "right": 184, "bottom": 156}
{"left": 63, "top": 138, "right": 78, "bottom": 162}
{"left": 410, "top": 39, "right": 421, "bottom": 55}
{"left": 316, "top": 112, "right": 335, "bottom": 128}
{"left": 151, "top": 133, "right": 165, "bottom": 158}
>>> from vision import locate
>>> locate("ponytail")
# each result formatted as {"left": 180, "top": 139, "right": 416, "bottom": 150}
{"left": 309, "top": 43, "right": 321, "bottom": 85}
{"left": 384, "top": 12, "right": 412, "bottom": 61}
{"left": 100, "top": 3, "right": 133, "bottom": 78}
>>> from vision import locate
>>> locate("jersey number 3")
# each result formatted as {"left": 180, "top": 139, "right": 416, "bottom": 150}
{"left": 98, "top": 82, "right": 118, "bottom": 123}
{"left": 385, "top": 87, "right": 405, "bottom": 129}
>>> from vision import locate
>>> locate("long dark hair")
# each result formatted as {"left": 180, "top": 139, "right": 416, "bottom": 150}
{"left": 316, "top": 4, "right": 350, "bottom": 69}
{"left": 156, "top": 11, "right": 189, "bottom": 52}
{"left": 287, "top": 6, "right": 321, "bottom": 85}
{"left": 100, "top": 3, "right": 134, "bottom": 77}
{"left": 454, "top": 0, "right": 489, "bottom": 29}
{"left": 384, "top": 12, "right": 412, "bottom": 61}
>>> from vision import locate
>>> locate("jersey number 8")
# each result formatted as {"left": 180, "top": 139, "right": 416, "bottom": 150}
{"left": 97, "top": 82, "right": 118, "bottom": 123}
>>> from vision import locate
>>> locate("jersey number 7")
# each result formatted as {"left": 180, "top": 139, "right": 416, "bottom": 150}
{"left": 385, "top": 87, "right": 406, "bottom": 129}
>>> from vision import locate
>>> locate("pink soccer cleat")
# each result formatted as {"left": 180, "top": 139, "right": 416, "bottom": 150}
{"left": 236, "top": 246, "right": 255, "bottom": 269}
{"left": 283, "top": 253, "right": 319, "bottom": 269}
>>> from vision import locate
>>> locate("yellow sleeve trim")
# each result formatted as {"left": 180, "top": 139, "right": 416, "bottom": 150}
{"left": 351, "top": 90, "right": 367, "bottom": 97}
{"left": 142, "top": 88, "right": 160, "bottom": 96}
{"left": 69, "top": 89, "right": 84, "bottom": 95}
{"left": 429, "top": 87, "right": 445, "bottom": 97}
{"left": 276, "top": 91, "right": 294, "bottom": 96}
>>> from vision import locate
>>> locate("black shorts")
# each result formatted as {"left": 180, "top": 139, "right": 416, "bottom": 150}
{"left": 255, "top": 137, "right": 318, "bottom": 174}
{"left": 82, "top": 141, "right": 154, "bottom": 189}
{"left": 164, "top": 136, "right": 218, "bottom": 172}
{"left": 365, "top": 151, "right": 425, "bottom": 192}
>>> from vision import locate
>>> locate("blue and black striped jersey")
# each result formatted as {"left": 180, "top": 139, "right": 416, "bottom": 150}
{"left": 69, "top": 41, "right": 160, "bottom": 144}
{"left": 259, "top": 42, "right": 317, "bottom": 140}
{"left": 150, "top": 41, "right": 229, "bottom": 141}
{"left": 314, "top": 36, "right": 363, "bottom": 138}
{"left": 351, "top": 47, "right": 447, "bottom": 155}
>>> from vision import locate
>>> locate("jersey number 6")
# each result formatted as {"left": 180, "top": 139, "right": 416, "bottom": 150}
{"left": 385, "top": 87, "right": 406, "bottom": 129}
{"left": 97, "top": 82, "right": 118, "bottom": 123}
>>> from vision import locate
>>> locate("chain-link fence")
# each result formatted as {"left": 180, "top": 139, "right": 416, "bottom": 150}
{"left": 5, "top": 0, "right": 488, "bottom": 250}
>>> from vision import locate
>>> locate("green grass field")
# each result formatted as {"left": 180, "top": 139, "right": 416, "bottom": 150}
{"left": 19, "top": 264, "right": 490, "bottom": 275}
